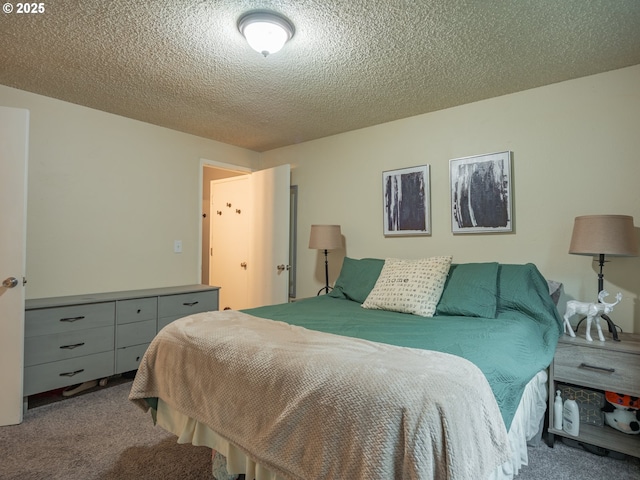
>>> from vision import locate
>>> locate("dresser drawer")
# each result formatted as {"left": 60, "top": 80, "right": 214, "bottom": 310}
{"left": 23, "top": 351, "right": 114, "bottom": 396}
{"left": 554, "top": 344, "right": 640, "bottom": 396}
{"left": 157, "top": 314, "right": 182, "bottom": 331}
{"left": 116, "top": 343, "right": 149, "bottom": 373}
{"left": 158, "top": 291, "right": 218, "bottom": 319}
{"left": 26, "top": 302, "right": 115, "bottom": 337}
{"left": 24, "top": 326, "right": 114, "bottom": 367}
{"left": 116, "top": 319, "right": 156, "bottom": 348}
{"left": 117, "top": 297, "right": 157, "bottom": 324}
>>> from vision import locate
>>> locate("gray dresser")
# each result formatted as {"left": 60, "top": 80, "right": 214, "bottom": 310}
{"left": 24, "top": 285, "right": 219, "bottom": 397}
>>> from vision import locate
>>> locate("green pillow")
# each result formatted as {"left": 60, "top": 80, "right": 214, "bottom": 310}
{"left": 496, "top": 264, "right": 564, "bottom": 335}
{"left": 435, "top": 262, "right": 499, "bottom": 318}
{"left": 496, "top": 263, "right": 555, "bottom": 313}
{"left": 329, "top": 257, "right": 384, "bottom": 304}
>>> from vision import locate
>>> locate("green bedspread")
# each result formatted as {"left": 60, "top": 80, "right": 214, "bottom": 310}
{"left": 244, "top": 263, "right": 563, "bottom": 430}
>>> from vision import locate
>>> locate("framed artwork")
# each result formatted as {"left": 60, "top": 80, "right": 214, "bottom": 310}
{"left": 382, "top": 165, "right": 431, "bottom": 236}
{"left": 450, "top": 151, "right": 513, "bottom": 234}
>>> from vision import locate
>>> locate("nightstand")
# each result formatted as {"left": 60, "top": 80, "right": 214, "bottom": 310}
{"left": 547, "top": 332, "right": 640, "bottom": 458}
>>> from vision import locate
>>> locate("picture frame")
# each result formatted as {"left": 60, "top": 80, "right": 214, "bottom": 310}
{"left": 382, "top": 165, "right": 431, "bottom": 236}
{"left": 450, "top": 151, "right": 513, "bottom": 234}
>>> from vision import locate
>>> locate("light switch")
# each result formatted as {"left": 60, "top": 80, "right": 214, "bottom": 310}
{"left": 174, "top": 240, "right": 182, "bottom": 253}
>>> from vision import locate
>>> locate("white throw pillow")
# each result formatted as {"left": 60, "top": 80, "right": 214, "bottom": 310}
{"left": 362, "top": 256, "right": 453, "bottom": 317}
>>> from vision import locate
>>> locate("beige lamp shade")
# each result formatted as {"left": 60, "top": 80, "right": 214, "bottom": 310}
{"left": 569, "top": 215, "right": 638, "bottom": 257}
{"left": 309, "top": 225, "right": 342, "bottom": 250}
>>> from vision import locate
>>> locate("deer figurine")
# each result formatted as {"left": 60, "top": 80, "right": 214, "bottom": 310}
{"left": 563, "top": 290, "right": 622, "bottom": 342}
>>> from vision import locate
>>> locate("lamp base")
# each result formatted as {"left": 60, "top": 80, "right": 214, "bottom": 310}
{"left": 316, "top": 249, "right": 332, "bottom": 296}
{"left": 581, "top": 254, "right": 620, "bottom": 341}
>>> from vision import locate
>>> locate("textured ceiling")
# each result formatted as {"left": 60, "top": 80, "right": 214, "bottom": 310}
{"left": 1, "top": 1, "right": 639, "bottom": 152}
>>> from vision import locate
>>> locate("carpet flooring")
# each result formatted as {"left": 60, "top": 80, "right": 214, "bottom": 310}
{"left": 1, "top": 382, "right": 211, "bottom": 480}
{"left": 1, "top": 381, "right": 638, "bottom": 479}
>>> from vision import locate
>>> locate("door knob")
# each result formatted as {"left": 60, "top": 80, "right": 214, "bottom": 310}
{"left": 2, "top": 277, "right": 19, "bottom": 288}
{"left": 277, "top": 264, "right": 291, "bottom": 272}
{"left": 240, "top": 262, "right": 247, "bottom": 269}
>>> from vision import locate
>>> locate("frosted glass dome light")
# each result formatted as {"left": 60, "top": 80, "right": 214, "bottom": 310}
{"left": 238, "top": 11, "right": 295, "bottom": 57}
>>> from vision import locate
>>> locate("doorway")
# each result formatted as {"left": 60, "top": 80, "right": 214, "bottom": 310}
{"left": 209, "top": 175, "right": 251, "bottom": 310}
{"left": 201, "top": 163, "right": 248, "bottom": 287}
{"left": 200, "top": 162, "right": 296, "bottom": 308}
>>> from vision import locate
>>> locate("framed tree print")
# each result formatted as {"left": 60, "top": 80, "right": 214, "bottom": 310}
{"left": 383, "top": 165, "right": 431, "bottom": 236}
{"left": 450, "top": 151, "right": 513, "bottom": 234}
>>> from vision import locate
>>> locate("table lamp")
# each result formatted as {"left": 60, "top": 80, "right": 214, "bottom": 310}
{"left": 569, "top": 214, "right": 638, "bottom": 340}
{"left": 309, "top": 225, "right": 342, "bottom": 295}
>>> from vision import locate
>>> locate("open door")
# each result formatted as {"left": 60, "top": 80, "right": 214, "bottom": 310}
{"left": 248, "top": 164, "right": 290, "bottom": 307}
{"left": 210, "top": 176, "right": 251, "bottom": 310}
{"left": 205, "top": 163, "right": 290, "bottom": 309}
{"left": 0, "top": 107, "right": 29, "bottom": 426}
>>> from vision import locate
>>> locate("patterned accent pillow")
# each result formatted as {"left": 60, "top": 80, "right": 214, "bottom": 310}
{"left": 362, "top": 256, "right": 453, "bottom": 317}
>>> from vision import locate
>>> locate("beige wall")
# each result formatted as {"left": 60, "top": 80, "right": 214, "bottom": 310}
{"left": 0, "top": 85, "right": 260, "bottom": 298}
{"left": 2, "top": 65, "right": 638, "bottom": 332}
{"left": 262, "top": 65, "right": 640, "bottom": 333}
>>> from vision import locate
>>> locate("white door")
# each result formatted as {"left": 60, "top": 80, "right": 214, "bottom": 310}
{"left": 248, "top": 164, "right": 290, "bottom": 307}
{"left": 210, "top": 176, "right": 251, "bottom": 310}
{"left": 0, "top": 107, "right": 29, "bottom": 426}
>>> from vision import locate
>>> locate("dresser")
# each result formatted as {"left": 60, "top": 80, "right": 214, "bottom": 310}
{"left": 24, "top": 285, "right": 219, "bottom": 397}
{"left": 547, "top": 332, "right": 640, "bottom": 458}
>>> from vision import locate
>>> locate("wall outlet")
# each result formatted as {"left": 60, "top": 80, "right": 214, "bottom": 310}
{"left": 174, "top": 240, "right": 182, "bottom": 253}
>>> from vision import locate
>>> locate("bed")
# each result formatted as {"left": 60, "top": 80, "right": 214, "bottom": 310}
{"left": 129, "top": 259, "right": 563, "bottom": 480}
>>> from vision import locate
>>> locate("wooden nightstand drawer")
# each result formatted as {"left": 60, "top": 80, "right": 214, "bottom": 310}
{"left": 548, "top": 332, "right": 640, "bottom": 458}
{"left": 554, "top": 343, "right": 640, "bottom": 396}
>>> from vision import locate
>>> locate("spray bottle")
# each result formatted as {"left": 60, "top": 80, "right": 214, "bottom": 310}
{"left": 553, "top": 390, "right": 563, "bottom": 430}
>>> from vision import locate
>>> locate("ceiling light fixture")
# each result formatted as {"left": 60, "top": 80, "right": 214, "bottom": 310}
{"left": 238, "top": 11, "right": 295, "bottom": 57}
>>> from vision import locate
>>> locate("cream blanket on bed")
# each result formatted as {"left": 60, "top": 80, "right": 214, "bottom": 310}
{"left": 129, "top": 310, "right": 510, "bottom": 480}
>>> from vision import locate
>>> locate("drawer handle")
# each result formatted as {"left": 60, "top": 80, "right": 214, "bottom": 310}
{"left": 60, "top": 342, "right": 85, "bottom": 350}
{"left": 60, "top": 316, "right": 86, "bottom": 323}
{"left": 59, "top": 369, "right": 84, "bottom": 377}
{"left": 579, "top": 362, "right": 615, "bottom": 373}
{"left": 183, "top": 301, "right": 199, "bottom": 307}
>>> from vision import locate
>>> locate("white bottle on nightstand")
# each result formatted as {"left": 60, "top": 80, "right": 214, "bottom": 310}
{"left": 553, "top": 390, "right": 563, "bottom": 430}
{"left": 562, "top": 395, "right": 580, "bottom": 436}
